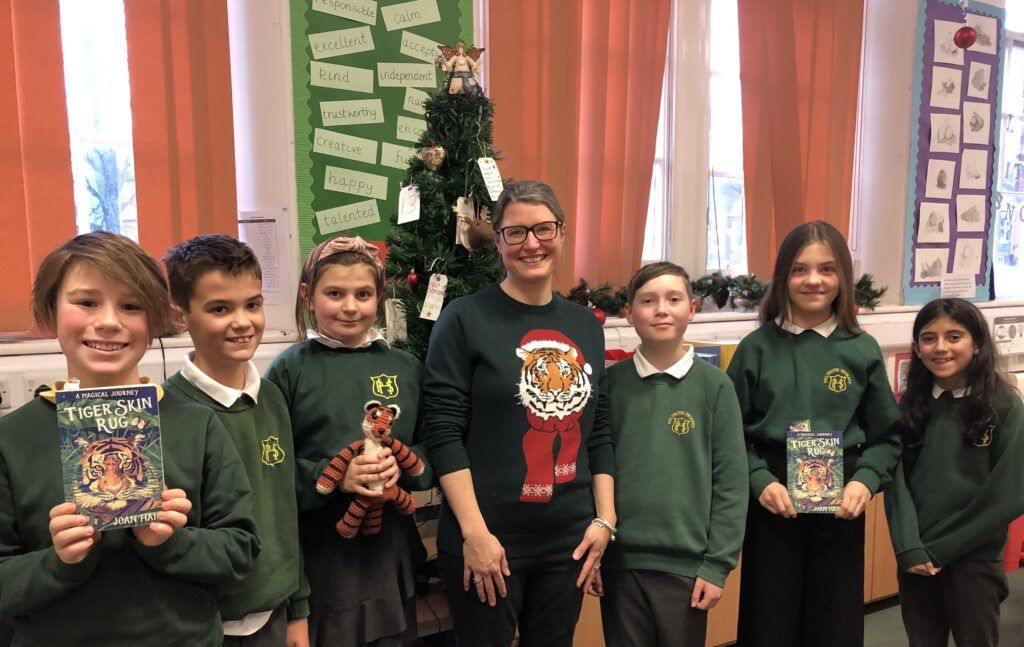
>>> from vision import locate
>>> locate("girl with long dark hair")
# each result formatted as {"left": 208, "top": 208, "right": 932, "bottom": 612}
{"left": 886, "top": 298, "right": 1024, "bottom": 647}
{"left": 727, "top": 220, "right": 902, "bottom": 646}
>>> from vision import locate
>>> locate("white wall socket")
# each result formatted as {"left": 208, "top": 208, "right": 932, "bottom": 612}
{"left": 0, "top": 378, "right": 11, "bottom": 410}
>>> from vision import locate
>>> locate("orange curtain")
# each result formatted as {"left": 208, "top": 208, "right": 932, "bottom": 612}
{"left": 489, "top": 0, "right": 671, "bottom": 291}
{"left": 738, "top": 0, "right": 865, "bottom": 277}
{"left": 124, "top": 0, "right": 238, "bottom": 259}
{"left": 0, "top": 0, "right": 76, "bottom": 332}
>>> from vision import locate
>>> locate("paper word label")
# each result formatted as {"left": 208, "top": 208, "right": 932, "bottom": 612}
{"left": 477, "top": 157, "right": 504, "bottom": 201}
{"left": 419, "top": 273, "right": 448, "bottom": 321}
{"left": 398, "top": 185, "right": 421, "bottom": 224}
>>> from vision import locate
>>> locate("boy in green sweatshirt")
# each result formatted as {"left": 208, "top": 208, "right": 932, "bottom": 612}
{"left": 0, "top": 231, "right": 259, "bottom": 647}
{"left": 163, "top": 235, "right": 309, "bottom": 647}
{"left": 601, "top": 262, "right": 748, "bottom": 647}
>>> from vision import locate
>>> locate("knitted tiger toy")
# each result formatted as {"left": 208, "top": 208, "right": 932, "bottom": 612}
{"left": 315, "top": 400, "right": 424, "bottom": 538}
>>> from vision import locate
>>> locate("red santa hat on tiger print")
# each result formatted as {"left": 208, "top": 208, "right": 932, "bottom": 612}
{"left": 515, "top": 329, "right": 593, "bottom": 503}
{"left": 515, "top": 329, "right": 592, "bottom": 375}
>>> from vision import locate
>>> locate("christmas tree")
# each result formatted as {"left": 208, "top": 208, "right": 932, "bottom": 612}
{"left": 384, "top": 91, "right": 502, "bottom": 360}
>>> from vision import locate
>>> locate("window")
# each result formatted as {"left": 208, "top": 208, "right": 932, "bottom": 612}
{"left": 642, "top": 37, "right": 673, "bottom": 262}
{"left": 992, "top": 7, "right": 1024, "bottom": 298}
{"left": 706, "top": 0, "right": 746, "bottom": 274}
{"left": 59, "top": 0, "right": 138, "bottom": 240}
{"left": 643, "top": 0, "right": 746, "bottom": 273}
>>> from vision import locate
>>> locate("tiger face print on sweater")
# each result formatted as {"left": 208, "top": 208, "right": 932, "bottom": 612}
{"left": 515, "top": 329, "right": 593, "bottom": 502}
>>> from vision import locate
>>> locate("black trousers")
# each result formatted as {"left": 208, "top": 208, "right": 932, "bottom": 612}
{"left": 437, "top": 552, "right": 585, "bottom": 647}
{"left": 735, "top": 500, "right": 866, "bottom": 647}
{"left": 600, "top": 569, "right": 707, "bottom": 647}
{"left": 898, "top": 558, "right": 1008, "bottom": 647}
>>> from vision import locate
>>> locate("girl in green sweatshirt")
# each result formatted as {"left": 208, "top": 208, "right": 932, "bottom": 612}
{"left": 727, "top": 221, "right": 901, "bottom": 647}
{"left": 266, "top": 236, "right": 433, "bottom": 647}
{"left": 886, "top": 298, "right": 1024, "bottom": 647}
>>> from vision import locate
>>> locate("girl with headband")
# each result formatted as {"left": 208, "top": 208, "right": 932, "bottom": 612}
{"left": 266, "top": 236, "right": 433, "bottom": 646}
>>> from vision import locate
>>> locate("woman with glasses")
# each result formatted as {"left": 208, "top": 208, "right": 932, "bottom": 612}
{"left": 421, "top": 179, "right": 616, "bottom": 646}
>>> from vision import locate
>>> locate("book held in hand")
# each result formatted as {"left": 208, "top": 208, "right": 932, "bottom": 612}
{"left": 57, "top": 384, "right": 164, "bottom": 530}
{"left": 786, "top": 421, "right": 843, "bottom": 514}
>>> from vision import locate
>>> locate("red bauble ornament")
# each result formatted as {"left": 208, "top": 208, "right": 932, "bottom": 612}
{"left": 406, "top": 270, "right": 419, "bottom": 293}
{"left": 591, "top": 308, "right": 607, "bottom": 326}
{"left": 954, "top": 25, "right": 977, "bottom": 49}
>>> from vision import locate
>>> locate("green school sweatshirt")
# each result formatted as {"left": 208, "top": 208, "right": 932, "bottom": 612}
{"left": 164, "top": 373, "right": 309, "bottom": 622}
{"left": 885, "top": 388, "right": 1024, "bottom": 570}
{"left": 0, "top": 389, "right": 259, "bottom": 647}
{"left": 726, "top": 323, "right": 902, "bottom": 498}
{"left": 604, "top": 357, "right": 748, "bottom": 587}
{"left": 421, "top": 285, "right": 615, "bottom": 565}
{"left": 265, "top": 339, "right": 433, "bottom": 511}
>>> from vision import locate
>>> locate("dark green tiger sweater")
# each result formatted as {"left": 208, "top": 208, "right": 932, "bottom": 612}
{"left": 421, "top": 285, "right": 614, "bottom": 565}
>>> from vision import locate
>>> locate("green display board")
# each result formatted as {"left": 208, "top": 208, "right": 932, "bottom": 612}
{"left": 290, "top": 0, "right": 472, "bottom": 259}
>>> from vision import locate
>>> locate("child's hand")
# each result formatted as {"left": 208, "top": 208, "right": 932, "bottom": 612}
{"left": 132, "top": 488, "right": 192, "bottom": 547}
{"left": 690, "top": 577, "right": 723, "bottom": 610}
{"left": 341, "top": 452, "right": 387, "bottom": 497}
{"left": 906, "top": 562, "right": 942, "bottom": 576}
{"left": 49, "top": 502, "right": 100, "bottom": 564}
{"left": 758, "top": 482, "right": 796, "bottom": 518}
{"left": 375, "top": 448, "right": 400, "bottom": 489}
{"left": 836, "top": 481, "right": 872, "bottom": 519}
{"left": 585, "top": 567, "right": 604, "bottom": 597}
{"left": 285, "top": 618, "right": 309, "bottom": 647}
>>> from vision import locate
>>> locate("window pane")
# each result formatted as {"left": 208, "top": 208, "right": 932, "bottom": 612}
{"left": 710, "top": 0, "right": 740, "bottom": 75}
{"left": 994, "top": 43, "right": 1024, "bottom": 298}
{"left": 1008, "top": 3, "right": 1023, "bottom": 34}
{"left": 709, "top": 73, "right": 744, "bottom": 175}
{"left": 993, "top": 193, "right": 1024, "bottom": 297}
{"left": 706, "top": 0, "right": 746, "bottom": 273}
{"left": 60, "top": 0, "right": 137, "bottom": 240}
{"left": 643, "top": 35, "right": 672, "bottom": 263}
{"left": 707, "top": 174, "right": 747, "bottom": 275}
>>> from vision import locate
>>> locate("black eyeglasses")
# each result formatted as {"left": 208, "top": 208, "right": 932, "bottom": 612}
{"left": 497, "top": 221, "right": 562, "bottom": 245}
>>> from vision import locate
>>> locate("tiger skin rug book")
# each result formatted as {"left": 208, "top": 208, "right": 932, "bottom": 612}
{"left": 57, "top": 384, "right": 165, "bottom": 531}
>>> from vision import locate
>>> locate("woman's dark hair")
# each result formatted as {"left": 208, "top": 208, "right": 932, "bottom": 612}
{"left": 759, "top": 220, "right": 860, "bottom": 333}
{"left": 900, "top": 298, "right": 1008, "bottom": 447}
{"left": 491, "top": 179, "right": 566, "bottom": 231}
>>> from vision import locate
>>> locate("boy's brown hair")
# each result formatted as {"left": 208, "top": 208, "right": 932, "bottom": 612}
{"left": 32, "top": 231, "right": 172, "bottom": 339}
{"left": 163, "top": 234, "right": 263, "bottom": 311}
{"left": 626, "top": 262, "right": 693, "bottom": 304}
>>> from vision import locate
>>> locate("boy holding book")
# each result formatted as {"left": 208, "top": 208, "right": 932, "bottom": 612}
{"left": 599, "top": 262, "right": 748, "bottom": 647}
{"left": 0, "top": 231, "right": 259, "bottom": 646}
{"left": 163, "top": 235, "right": 308, "bottom": 647}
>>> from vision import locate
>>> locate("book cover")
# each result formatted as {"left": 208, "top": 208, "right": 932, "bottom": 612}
{"left": 786, "top": 425, "right": 843, "bottom": 514}
{"left": 57, "top": 384, "right": 164, "bottom": 530}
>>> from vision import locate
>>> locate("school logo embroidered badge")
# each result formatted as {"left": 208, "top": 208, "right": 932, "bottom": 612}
{"left": 667, "top": 411, "right": 696, "bottom": 435}
{"left": 823, "top": 368, "right": 852, "bottom": 393}
{"left": 370, "top": 373, "right": 400, "bottom": 399}
{"left": 261, "top": 436, "right": 285, "bottom": 467}
{"left": 973, "top": 426, "right": 994, "bottom": 447}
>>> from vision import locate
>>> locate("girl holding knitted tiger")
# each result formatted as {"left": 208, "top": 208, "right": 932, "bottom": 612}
{"left": 265, "top": 236, "right": 433, "bottom": 647}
